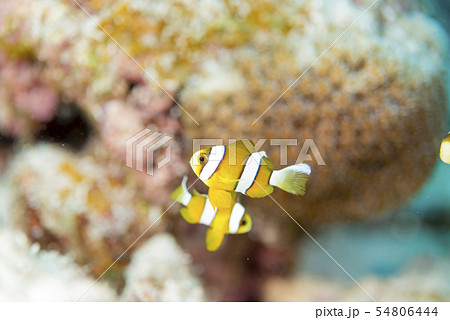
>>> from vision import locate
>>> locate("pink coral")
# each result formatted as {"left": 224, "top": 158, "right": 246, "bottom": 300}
{"left": 0, "top": 52, "right": 59, "bottom": 136}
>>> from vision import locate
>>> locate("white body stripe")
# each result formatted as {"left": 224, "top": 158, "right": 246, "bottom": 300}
{"left": 179, "top": 176, "right": 192, "bottom": 206}
{"left": 258, "top": 151, "right": 268, "bottom": 158}
{"left": 179, "top": 192, "right": 192, "bottom": 206}
{"left": 235, "top": 152, "right": 263, "bottom": 194}
{"left": 269, "top": 170, "right": 280, "bottom": 187}
{"left": 199, "top": 145, "right": 226, "bottom": 181}
{"left": 229, "top": 202, "right": 245, "bottom": 234}
{"left": 199, "top": 197, "right": 217, "bottom": 226}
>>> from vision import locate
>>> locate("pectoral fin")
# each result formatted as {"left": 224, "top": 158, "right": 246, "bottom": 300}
{"left": 205, "top": 228, "right": 225, "bottom": 251}
{"left": 208, "top": 188, "right": 236, "bottom": 209}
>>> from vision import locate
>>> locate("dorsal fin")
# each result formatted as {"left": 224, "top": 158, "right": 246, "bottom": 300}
{"left": 227, "top": 139, "right": 255, "bottom": 166}
{"left": 230, "top": 139, "right": 255, "bottom": 154}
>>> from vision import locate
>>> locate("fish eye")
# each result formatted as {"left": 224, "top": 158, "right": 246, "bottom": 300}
{"left": 241, "top": 220, "right": 247, "bottom": 226}
{"left": 199, "top": 154, "right": 207, "bottom": 164}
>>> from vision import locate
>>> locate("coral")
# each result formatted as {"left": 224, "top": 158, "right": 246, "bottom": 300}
{"left": 0, "top": 0, "right": 187, "bottom": 205}
{"left": 0, "top": 172, "right": 14, "bottom": 226}
{"left": 3, "top": 143, "right": 162, "bottom": 283}
{"left": 0, "top": 228, "right": 117, "bottom": 301}
{"left": 0, "top": 51, "right": 58, "bottom": 137}
{"left": 99, "top": 95, "right": 186, "bottom": 204}
{"left": 120, "top": 233, "right": 205, "bottom": 301}
{"left": 263, "top": 256, "right": 450, "bottom": 301}
{"left": 180, "top": 0, "right": 449, "bottom": 225}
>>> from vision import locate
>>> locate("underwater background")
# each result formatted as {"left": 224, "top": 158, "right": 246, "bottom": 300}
{"left": 0, "top": 0, "right": 449, "bottom": 301}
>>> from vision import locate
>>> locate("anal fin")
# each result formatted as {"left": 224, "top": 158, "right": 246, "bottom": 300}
{"left": 205, "top": 228, "right": 225, "bottom": 251}
{"left": 180, "top": 207, "right": 197, "bottom": 224}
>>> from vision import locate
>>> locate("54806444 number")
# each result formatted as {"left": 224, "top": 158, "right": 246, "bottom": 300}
{"left": 376, "top": 307, "right": 438, "bottom": 317}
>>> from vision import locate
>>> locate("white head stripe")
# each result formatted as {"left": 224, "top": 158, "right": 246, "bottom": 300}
{"left": 199, "top": 145, "right": 225, "bottom": 181}
{"left": 235, "top": 152, "right": 263, "bottom": 194}
{"left": 199, "top": 197, "right": 217, "bottom": 226}
{"left": 229, "top": 202, "right": 245, "bottom": 233}
{"left": 179, "top": 176, "right": 192, "bottom": 206}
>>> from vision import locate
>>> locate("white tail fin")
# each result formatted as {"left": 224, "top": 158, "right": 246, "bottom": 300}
{"left": 269, "top": 163, "right": 311, "bottom": 195}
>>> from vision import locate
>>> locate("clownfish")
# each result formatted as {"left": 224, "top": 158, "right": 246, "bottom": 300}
{"left": 190, "top": 139, "right": 311, "bottom": 209}
{"left": 171, "top": 176, "right": 252, "bottom": 251}
{"left": 440, "top": 132, "right": 450, "bottom": 164}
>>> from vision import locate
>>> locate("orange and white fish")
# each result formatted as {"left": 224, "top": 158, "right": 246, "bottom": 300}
{"left": 440, "top": 131, "right": 450, "bottom": 164}
{"left": 171, "top": 176, "right": 252, "bottom": 251}
{"left": 190, "top": 139, "right": 311, "bottom": 208}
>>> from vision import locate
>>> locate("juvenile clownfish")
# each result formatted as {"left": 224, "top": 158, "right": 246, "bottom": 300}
{"left": 171, "top": 176, "right": 252, "bottom": 251}
{"left": 190, "top": 139, "right": 311, "bottom": 209}
{"left": 440, "top": 132, "right": 450, "bottom": 164}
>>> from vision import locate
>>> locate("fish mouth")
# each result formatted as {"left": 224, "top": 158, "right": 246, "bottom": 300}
{"left": 245, "top": 215, "right": 253, "bottom": 229}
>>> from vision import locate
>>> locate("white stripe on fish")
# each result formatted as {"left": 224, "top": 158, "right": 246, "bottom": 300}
{"left": 235, "top": 151, "right": 263, "bottom": 194}
{"left": 199, "top": 197, "right": 217, "bottom": 226}
{"left": 229, "top": 202, "right": 245, "bottom": 233}
{"left": 200, "top": 145, "right": 225, "bottom": 181}
{"left": 178, "top": 176, "right": 192, "bottom": 206}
